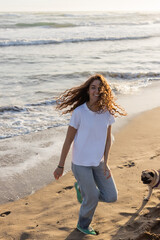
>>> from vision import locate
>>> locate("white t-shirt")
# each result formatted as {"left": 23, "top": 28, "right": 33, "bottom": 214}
{"left": 69, "top": 103, "right": 115, "bottom": 166}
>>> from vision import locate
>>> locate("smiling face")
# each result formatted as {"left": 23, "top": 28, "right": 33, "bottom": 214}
{"left": 88, "top": 79, "right": 101, "bottom": 105}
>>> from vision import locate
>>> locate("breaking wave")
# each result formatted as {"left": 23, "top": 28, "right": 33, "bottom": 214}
{"left": 0, "top": 35, "right": 156, "bottom": 47}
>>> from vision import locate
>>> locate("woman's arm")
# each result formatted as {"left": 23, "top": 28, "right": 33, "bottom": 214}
{"left": 53, "top": 126, "right": 77, "bottom": 180}
{"left": 103, "top": 125, "right": 112, "bottom": 178}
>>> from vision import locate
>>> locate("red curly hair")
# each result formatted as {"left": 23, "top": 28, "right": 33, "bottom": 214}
{"left": 56, "top": 74, "right": 126, "bottom": 117}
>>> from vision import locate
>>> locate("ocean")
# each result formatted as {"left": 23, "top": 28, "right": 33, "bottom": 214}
{"left": 0, "top": 11, "right": 160, "bottom": 203}
{"left": 0, "top": 11, "right": 160, "bottom": 139}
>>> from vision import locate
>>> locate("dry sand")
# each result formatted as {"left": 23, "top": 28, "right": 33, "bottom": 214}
{"left": 0, "top": 108, "right": 160, "bottom": 240}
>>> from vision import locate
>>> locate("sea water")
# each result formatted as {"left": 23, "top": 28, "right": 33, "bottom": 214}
{"left": 0, "top": 11, "right": 160, "bottom": 139}
{"left": 0, "top": 11, "right": 160, "bottom": 202}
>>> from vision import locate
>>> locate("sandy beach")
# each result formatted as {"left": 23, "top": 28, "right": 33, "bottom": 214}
{"left": 0, "top": 107, "right": 160, "bottom": 240}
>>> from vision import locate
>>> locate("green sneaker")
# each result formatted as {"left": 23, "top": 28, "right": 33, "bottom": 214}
{"left": 77, "top": 223, "right": 97, "bottom": 235}
{"left": 74, "top": 182, "right": 83, "bottom": 204}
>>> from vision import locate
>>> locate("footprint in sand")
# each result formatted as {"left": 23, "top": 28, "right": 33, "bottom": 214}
{"left": 120, "top": 212, "right": 135, "bottom": 217}
{"left": 117, "top": 161, "right": 135, "bottom": 169}
{"left": 0, "top": 211, "right": 11, "bottom": 217}
{"left": 63, "top": 186, "right": 73, "bottom": 190}
{"left": 150, "top": 153, "right": 160, "bottom": 159}
{"left": 57, "top": 185, "right": 73, "bottom": 194}
{"left": 123, "top": 161, "right": 135, "bottom": 168}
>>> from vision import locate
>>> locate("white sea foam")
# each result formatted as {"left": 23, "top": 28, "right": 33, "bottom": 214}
{"left": 111, "top": 79, "right": 151, "bottom": 94}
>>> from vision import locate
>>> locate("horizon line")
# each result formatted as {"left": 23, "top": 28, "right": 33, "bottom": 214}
{"left": 1, "top": 10, "right": 160, "bottom": 13}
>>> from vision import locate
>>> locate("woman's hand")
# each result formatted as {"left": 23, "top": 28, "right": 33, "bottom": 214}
{"left": 104, "top": 164, "right": 111, "bottom": 179}
{"left": 53, "top": 167, "right": 64, "bottom": 180}
{"left": 53, "top": 126, "right": 77, "bottom": 180}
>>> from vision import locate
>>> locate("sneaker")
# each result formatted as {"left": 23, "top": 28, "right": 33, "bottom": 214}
{"left": 74, "top": 182, "right": 83, "bottom": 204}
{"left": 77, "top": 223, "right": 97, "bottom": 235}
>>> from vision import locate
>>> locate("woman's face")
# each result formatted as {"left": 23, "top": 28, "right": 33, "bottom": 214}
{"left": 88, "top": 79, "right": 101, "bottom": 104}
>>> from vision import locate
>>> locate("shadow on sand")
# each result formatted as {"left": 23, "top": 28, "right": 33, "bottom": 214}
{"left": 111, "top": 200, "right": 160, "bottom": 240}
{"left": 65, "top": 228, "right": 87, "bottom": 240}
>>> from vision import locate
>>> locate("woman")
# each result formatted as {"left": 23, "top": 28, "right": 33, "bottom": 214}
{"left": 53, "top": 74, "right": 126, "bottom": 235}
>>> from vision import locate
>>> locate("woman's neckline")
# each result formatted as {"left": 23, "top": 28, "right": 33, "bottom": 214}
{"left": 84, "top": 102, "right": 107, "bottom": 114}
{"left": 85, "top": 102, "right": 98, "bottom": 113}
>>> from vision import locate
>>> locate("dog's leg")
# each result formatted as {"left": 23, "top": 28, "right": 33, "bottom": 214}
{"left": 144, "top": 186, "right": 152, "bottom": 201}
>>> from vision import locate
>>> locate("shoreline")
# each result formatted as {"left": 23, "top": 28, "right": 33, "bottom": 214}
{"left": 1, "top": 79, "right": 160, "bottom": 140}
{"left": 0, "top": 107, "right": 160, "bottom": 240}
{"left": 0, "top": 105, "right": 159, "bottom": 205}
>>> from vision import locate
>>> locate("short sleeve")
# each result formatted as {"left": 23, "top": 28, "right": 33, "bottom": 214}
{"left": 69, "top": 109, "right": 80, "bottom": 129}
{"left": 108, "top": 113, "right": 115, "bottom": 126}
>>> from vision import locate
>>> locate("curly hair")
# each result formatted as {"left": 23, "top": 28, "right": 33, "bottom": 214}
{"left": 56, "top": 74, "right": 127, "bottom": 117}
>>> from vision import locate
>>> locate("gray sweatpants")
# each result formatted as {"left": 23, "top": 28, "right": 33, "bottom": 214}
{"left": 72, "top": 161, "right": 118, "bottom": 229}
